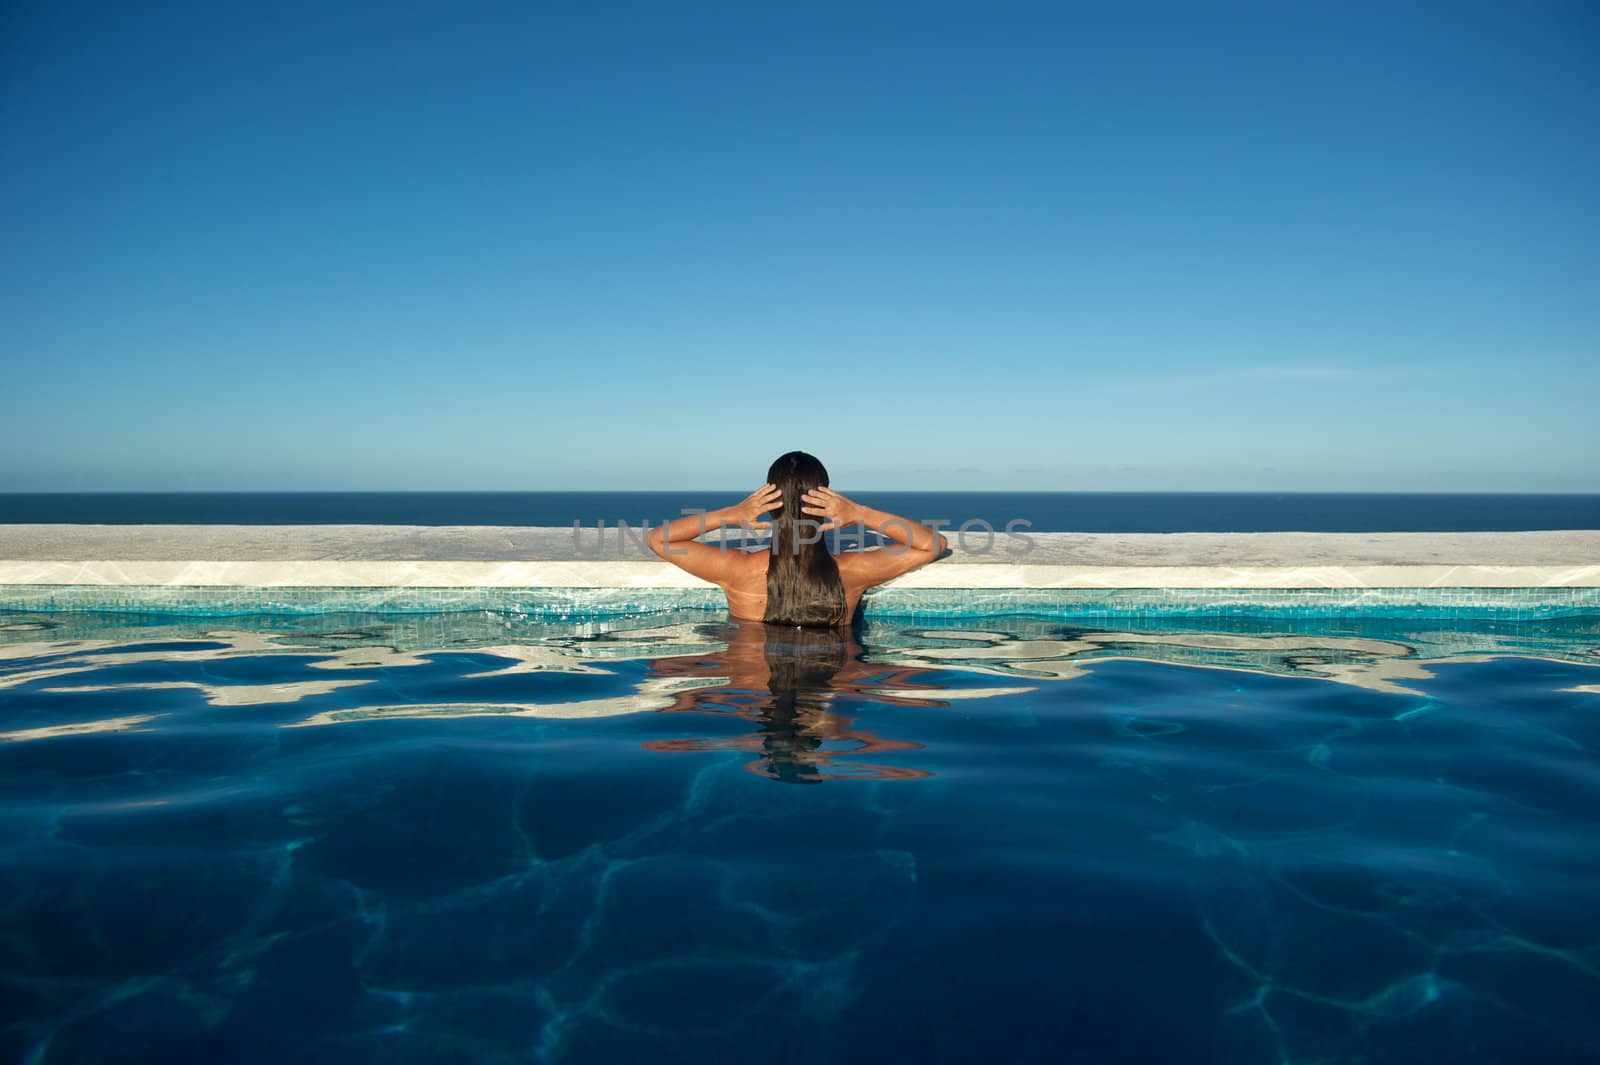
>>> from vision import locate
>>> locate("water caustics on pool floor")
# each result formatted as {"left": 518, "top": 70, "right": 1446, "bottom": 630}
{"left": 1, "top": 609, "right": 1598, "bottom": 1063}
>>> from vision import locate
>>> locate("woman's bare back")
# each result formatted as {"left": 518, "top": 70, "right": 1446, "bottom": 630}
{"left": 721, "top": 550, "right": 867, "bottom": 623}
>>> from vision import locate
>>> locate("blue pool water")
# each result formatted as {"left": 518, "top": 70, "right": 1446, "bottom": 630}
{"left": 2, "top": 610, "right": 1597, "bottom": 1063}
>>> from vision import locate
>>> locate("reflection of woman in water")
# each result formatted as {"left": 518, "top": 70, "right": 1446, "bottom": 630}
{"left": 648, "top": 451, "right": 947, "bottom": 626}
{"left": 642, "top": 620, "right": 944, "bottom": 782}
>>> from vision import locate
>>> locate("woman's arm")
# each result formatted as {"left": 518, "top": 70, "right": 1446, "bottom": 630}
{"left": 801, "top": 487, "right": 947, "bottom": 590}
{"left": 801, "top": 487, "right": 948, "bottom": 555}
{"left": 647, "top": 484, "right": 780, "bottom": 584}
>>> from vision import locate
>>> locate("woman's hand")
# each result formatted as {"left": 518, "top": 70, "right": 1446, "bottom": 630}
{"left": 724, "top": 483, "right": 783, "bottom": 530}
{"left": 800, "top": 486, "right": 863, "bottom": 532}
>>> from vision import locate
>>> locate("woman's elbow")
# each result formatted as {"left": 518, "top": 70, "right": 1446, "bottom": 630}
{"left": 908, "top": 536, "right": 945, "bottom": 569}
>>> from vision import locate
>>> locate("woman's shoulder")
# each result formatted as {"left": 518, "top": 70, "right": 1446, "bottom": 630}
{"left": 741, "top": 546, "right": 906, "bottom": 591}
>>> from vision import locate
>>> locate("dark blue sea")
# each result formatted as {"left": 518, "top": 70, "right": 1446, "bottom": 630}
{"left": 1, "top": 610, "right": 1597, "bottom": 1063}
{"left": 2, "top": 492, "right": 1599, "bottom": 531}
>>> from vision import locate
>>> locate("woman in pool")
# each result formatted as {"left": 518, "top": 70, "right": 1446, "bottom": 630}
{"left": 648, "top": 450, "right": 947, "bottom": 626}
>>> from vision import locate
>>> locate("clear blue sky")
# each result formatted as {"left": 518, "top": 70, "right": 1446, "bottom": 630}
{"left": 2, "top": 1, "right": 1595, "bottom": 492}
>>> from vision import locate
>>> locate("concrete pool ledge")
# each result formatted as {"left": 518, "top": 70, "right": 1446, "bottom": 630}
{"left": 0, "top": 525, "right": 1596, "bottom": 590}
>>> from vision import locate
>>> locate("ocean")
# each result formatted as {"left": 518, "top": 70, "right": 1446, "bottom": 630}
{"left": 2, "top": 491, "right": 1598, "bottom": 532}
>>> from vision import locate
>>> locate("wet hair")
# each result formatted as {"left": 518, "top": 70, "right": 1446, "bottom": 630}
{"left": 762, "top": 451, "right": 848, "bottom": 628}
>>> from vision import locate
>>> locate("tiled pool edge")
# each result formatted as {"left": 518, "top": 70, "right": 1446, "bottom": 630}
{"left": 4, "top": 585, "right": 1600, "bottom": 620}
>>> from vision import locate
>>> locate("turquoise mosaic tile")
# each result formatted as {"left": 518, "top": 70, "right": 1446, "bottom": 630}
{"left": 2, "top": 585, "right": 1598, "bottom": 619}
{"left": 862, "top": 586, "right": 1600, "bottom": 620}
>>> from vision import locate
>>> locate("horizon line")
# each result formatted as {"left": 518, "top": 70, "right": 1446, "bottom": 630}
{"left": 3, "top": 488, "right": 1598, "bottom": 498}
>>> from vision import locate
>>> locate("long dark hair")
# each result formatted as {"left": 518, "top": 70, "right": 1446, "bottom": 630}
{"left": 763, "top": 451, "right": 848, "bottom": 628}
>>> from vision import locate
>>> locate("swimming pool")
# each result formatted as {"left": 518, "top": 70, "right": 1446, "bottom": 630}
{"left": 2, "top": 608, "right": 1597, "bottom": 1063}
